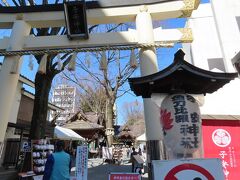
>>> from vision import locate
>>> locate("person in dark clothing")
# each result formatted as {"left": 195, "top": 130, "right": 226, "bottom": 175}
{"left": 130, "top": 147, "right": 138, "bottom": 172}
{"left": 138, "top": 147, "right": 142, "bottom": 156}
{"left": 43, "top": 140, "right": 71, "bottom": 180}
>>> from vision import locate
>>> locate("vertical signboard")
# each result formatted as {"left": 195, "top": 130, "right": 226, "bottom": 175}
{"left": 202, "top": 120, "right": 240, "bottom": 180}
{"left": 64, "top": 1, "right": 89, "bottom": 40}
{"left": 76, "top": 146, "right": 88, "bottom": 180}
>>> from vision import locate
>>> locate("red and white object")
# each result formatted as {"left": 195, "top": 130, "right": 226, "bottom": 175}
{"left": 202, "top": 120, "right": 240, "bottom": 180}
{"left": 152, "top": 158, "right": 224, "bottom": 180}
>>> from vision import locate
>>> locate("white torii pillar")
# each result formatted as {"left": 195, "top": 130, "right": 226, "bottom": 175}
{"left": 136, "top": 6, "right": 162, "bottom": 178}
{"left": 0, "top": 20, "right": 31, "bottom": 143}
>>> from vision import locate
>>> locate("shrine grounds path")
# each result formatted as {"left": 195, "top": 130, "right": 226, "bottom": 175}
{"left": 71, "top": 158, "right": 148, "bottom": 180}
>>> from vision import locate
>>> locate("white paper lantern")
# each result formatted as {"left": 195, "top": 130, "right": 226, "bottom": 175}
{"left": 160, "top": 94, "right": 202, "bottom": 156}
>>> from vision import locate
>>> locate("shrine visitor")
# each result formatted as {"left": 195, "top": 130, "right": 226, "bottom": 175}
{"left": 130, "top": 147, "right": 138, "bottom": 172}
{"left": 43, "top": 140, "right": 71, "bottom": 180}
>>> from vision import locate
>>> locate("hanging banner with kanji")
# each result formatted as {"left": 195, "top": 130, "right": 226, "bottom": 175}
{"left": 160, "top": 94, "right": 202, "bottom": 157}
{"left": 202, "top": 120, "right": 240, "bottom": 180}
{"left": 75, "top": 146, "right": 88, "bottom": 180}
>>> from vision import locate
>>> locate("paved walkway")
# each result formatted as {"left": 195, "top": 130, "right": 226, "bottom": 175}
{"left": 72, "top": 158, "right": 148, "bottom": 180}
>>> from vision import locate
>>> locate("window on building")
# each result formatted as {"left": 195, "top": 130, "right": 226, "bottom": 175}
{"left": 207, "top": 58, "right": 226, "bottom": 72}
{"left": 236, "top": 16, "right": 240, "bottom": 32}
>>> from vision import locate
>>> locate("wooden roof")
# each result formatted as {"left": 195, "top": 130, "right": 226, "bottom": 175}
{"left": 118, "top": 131, "right": 135, "bottom": 139}
{"left": 64, "top": 111, "right": 104, "bottom": 130}
{"left": 63, "top": 119, "right": 104, "bottom": 130}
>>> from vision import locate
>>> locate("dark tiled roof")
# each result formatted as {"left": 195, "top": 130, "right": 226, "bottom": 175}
{"left": 129, "top": 49, "right": 238, "bottom": 98}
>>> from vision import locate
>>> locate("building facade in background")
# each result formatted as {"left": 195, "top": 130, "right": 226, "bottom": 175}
{"left": 52, "top": 84, "right": 77, "bottom": 124}
{"left": 183, "top": 0, "right": 240, "bottom": 179}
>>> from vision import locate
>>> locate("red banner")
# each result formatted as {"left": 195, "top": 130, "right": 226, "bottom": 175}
{"left": 202, "top": 120, "right": 240, "bottom": 180}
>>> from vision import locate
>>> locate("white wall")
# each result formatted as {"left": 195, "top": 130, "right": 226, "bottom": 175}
{"left": 187, "top": 4, "right": 223, "bottom": 71}
{"left": 211, "top": 0, "right": 240, "bottom": 72}
{"left": 185, "top": 2, "right": 240, "bottom": 116}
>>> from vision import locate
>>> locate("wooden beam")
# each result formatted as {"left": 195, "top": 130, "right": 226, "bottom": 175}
{"left": 0, "top": 0, "right": 199, "bottom": 28}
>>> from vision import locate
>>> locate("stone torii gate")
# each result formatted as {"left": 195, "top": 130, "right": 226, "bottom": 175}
{"left": 0, "top": 0, "right": 199, "bottom": 170}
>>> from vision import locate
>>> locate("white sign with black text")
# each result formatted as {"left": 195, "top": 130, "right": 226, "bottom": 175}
{"left": 75, "top": 146, "right": 88, "bottom": 180}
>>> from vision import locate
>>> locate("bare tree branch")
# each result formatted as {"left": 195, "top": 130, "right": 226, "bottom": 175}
{"left": 12, "top": 0, "right": 19, "bottom": 6}
{"left": 1, "top": 0, "right": 9, "bottom": 6}
{"left": 27, "top": 0, "right": 35, "bottom": 5}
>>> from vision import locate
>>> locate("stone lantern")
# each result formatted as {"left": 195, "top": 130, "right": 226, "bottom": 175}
{"left": 128, "top": 49, "right": 237, "bottom": 166}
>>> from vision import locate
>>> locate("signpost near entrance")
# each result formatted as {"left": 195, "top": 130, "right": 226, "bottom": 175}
{"left": 75, "top": 146, "right": 88, "bottom": 180}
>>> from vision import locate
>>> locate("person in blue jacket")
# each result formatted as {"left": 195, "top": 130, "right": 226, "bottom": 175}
{"left": 43, "top": 140, "right": 71, "bottom": 180}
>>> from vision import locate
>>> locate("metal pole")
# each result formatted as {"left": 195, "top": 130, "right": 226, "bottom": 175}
{"left": 136, "top": 6, "right": 162, "bottom": 180}
{"left": 0, "top": 20, "right": 31, "bottom": 143}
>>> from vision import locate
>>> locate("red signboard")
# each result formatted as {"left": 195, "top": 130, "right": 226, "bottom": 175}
{"left": 109, "top": 173, "right": 141, "bottom": 180}
{"left": 202, "top": 120, "right": 240, "bottom": 180}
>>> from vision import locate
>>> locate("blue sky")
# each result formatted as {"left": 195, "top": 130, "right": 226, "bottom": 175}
{"left": 0, "top": 0, "right": 209, "bottom": 125}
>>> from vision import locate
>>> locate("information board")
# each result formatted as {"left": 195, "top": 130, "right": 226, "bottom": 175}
{"left": 75, "top": 146, "right": 88, "bottom": 180}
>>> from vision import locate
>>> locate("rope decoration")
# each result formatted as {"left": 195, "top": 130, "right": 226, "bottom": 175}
{"left": 0, "top": 43, "right": 173, "bottom": 56}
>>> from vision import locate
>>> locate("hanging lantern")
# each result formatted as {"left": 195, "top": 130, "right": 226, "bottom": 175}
{"left": 38, "top": 54, "right": 48, "bottom": 74}
{"left": 160, "top": 94, "right": 202, "bottom": 157}
{"left": 99, "top": 51, "right": 107, "bottom": 71}
{"left": 68, "top": 52, "right": 77, "bottom": 71}
{"left": 130, "top": 49, "right": 138, "bottom": 68}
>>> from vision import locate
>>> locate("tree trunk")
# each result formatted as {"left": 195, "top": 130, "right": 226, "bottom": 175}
{"left": 29, "top": 72, "right": 53, "bottom": 139}
{"left": 105, "top": 99, "right": 114, "bottom": 146}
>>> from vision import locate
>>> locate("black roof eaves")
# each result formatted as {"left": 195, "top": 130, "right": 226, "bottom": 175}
{"left": 20, "top": 74, "right": 35, "bottom": 85}
{"left": 180, "top": 60, "right": 238, "bottom": 80}
{"left": 20, "top": 74, "right": 33, "bottom": 82}
{"left": 0, "top": 0, "right": 177, "bottom": 13}
{"left": 129, "top": 57, "right": 238, "bottom": 85}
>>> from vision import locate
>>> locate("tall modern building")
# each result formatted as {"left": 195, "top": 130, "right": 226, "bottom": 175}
{"left": 52, "top": 84, "right": 77, "bottom": 124}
